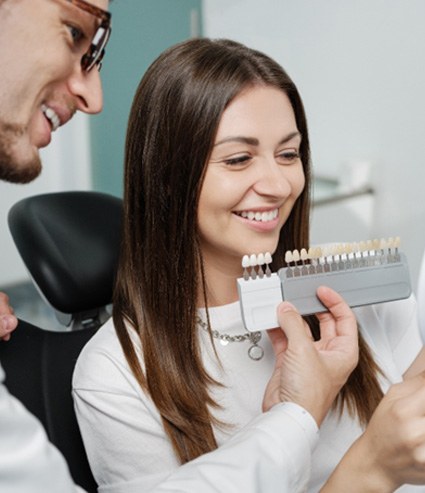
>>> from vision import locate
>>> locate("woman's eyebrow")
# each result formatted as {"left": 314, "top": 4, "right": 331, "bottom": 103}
{"left": 278, "top": 131, "right": 302, "bottom": 145}
{"left": 214, "top": 136, "right": 259, "bottom": 147}
{"left": 214, "top": 131, "right": 301, "bottom": 148}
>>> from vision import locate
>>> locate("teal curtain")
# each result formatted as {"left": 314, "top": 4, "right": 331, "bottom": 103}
{"left": 90, "top": 0, "right": 203, "bottom": 196}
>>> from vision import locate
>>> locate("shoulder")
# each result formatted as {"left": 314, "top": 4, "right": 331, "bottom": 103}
{"left": 355, "top": 294, "right": 417, "bottom": 342}
{"left": 373, "top": 293, "right": 417, "bottom": 327}
{"left": 73, "top": 316, "right": 142, "bottom": 394}
{"left": 354, "top": 294, "right": 421, "bottom": 375}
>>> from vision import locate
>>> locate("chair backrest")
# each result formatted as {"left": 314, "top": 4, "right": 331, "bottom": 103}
{"left": 8, "top": 191, "right": 123, "bottom": 330}
{"left": 2, "top": 191, "right": 123, "bottom": 492}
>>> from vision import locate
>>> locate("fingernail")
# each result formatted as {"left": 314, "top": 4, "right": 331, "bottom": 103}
{"left": 279, "top": 301, "right": 296, "bottom": 313}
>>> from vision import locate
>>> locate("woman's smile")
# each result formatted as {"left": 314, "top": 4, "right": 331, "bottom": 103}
{"left": 233, "top": 207, "right": 280, "bottom": 231}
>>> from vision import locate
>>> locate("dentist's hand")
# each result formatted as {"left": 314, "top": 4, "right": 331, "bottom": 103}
{"left": 0, "top": 292, "right": 18, "bottom": 341}
{"left": 263, "top": 286, "right": 359, "bottom": 426}
{"left": 321, "top": 371, "right": 425, "bottom": 492}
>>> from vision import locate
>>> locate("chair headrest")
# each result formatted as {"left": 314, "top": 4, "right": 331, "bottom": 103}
{"left": 8, "top": 191, "right": 123, "bottom": 315}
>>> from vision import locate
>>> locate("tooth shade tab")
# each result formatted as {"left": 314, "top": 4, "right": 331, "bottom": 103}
{"left": 285, "top": 251, "right": 293, "bottom": 264}
{"left": 292, "top": 249, "right": 300, "bottom": 262}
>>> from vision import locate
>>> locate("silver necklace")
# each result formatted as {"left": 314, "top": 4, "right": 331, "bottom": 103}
{"left": 197, "top": 317, "right": 264, "bottom": 361}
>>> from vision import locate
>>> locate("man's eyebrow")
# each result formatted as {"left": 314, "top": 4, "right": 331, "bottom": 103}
{"left": 214, "top": 131, "right": 301, "bottom": 147}
{"left": 63, "top": 2, "right": 100, "bottom": 33}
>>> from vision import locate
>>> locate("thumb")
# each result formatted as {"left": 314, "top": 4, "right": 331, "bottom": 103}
{"left": 267, "top": 327, "right": 288, "bottom": 356}
{"left": 277, "top": 301, "right": 313, "bottom": 346}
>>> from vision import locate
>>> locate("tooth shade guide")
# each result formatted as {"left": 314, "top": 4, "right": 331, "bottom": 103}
{"left": 280, "top": 237, "right": 403, "bottom": 279}
{"left": 238, "top": 238, "right": 406, "bottom": 334}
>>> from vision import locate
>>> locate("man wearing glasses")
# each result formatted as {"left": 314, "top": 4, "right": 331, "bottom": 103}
{"left": 0, "top": 0, "right": 110, "bottom": 185}
{"left": 0, "top": 2, "right": 361, "bottom": 492}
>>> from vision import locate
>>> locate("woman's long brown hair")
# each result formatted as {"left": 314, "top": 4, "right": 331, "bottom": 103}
{"left": 113, "top": 38, "right": 383, "bottom": 463}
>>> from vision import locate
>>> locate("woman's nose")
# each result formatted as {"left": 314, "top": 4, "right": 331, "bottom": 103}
{"left": 253, "top": 158, "right": 292, "bottom": 198}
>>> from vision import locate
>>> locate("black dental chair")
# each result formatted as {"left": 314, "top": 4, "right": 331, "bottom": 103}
{"left": 0, "top": 191, "right": 123, "bottom": 492}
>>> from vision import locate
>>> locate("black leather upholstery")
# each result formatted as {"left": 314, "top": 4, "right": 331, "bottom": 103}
{"left": 8, "top": 191, "right": 123, "bottom": 321}
{"left": 2, "top": 191, "right": 123, "bottom": 492}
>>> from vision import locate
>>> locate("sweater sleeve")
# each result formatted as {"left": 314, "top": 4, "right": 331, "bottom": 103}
{"left": 0, "top": 364, "right": 82, "bottom": 493}
{"left": 152, "top": 401, "right": 318, "bottom": 493}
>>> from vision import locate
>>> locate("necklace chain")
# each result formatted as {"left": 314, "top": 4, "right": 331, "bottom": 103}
{"left": 197, "top": 316, "right": 264, "bottom": 361}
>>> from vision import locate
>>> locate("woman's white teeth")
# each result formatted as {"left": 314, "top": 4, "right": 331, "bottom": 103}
{"left": 239, "top": 209, "right": 278, "bottom": 222}
{"left": 41, "top": 104, "right": 60, "bottom": 131}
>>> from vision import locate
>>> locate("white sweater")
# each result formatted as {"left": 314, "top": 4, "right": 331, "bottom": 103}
{"left": 73, "top": 296, "right": 424, "bottom": 493}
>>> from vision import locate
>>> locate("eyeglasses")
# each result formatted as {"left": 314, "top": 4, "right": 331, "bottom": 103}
{"left": 66, "top": 0, "right": 112, "bottom": 72}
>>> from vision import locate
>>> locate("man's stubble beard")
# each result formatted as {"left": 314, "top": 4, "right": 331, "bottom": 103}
{"left": 0, "top": 121, "right": 42, "bottom": 183}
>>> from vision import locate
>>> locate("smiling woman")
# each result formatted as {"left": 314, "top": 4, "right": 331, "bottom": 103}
{"left": 72, "top": 38, "right": 423, "bottom": 493}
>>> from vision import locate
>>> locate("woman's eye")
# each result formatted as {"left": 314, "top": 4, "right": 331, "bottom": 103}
{"left": 277, "top": 149, "right": 300, "bottom": 164}
{"left": 224, "top": 155, "right": 251, "bottom": 166}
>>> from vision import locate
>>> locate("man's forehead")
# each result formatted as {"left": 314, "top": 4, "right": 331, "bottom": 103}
{"left": 62, "top": 0, "right": 109, "bottom": 13}
{"left": 63, "top": 0, "right": 111, "bottom": 27}
{"left": 85, "top": 0, "right": 109, "bottom": 10}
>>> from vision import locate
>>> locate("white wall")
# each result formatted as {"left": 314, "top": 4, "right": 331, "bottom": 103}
{"left": 203, "top": 0, "right": 425, "bottom": 288}
{"left": 0, "top": 113, "right": 92, "bottom": 286}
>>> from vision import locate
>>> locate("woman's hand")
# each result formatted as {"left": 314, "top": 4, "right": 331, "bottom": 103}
{"left": 262, "top": 286, "right": 359, "bottom": 426}
{"left": 0, "top": 292, "right": 18, "bottom": 341}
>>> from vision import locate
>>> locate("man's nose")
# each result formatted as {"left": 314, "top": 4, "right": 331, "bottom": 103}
{"left": 68, "top": 65, "right": 103, "bottom": 114}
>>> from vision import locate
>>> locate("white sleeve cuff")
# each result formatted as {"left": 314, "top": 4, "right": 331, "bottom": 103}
{"left": 274, "top": 401, "right": 319, "bottom": 451}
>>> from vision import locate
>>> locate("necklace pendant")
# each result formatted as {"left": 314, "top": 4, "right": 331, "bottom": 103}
{"left": 248, "top": 344, "right": 264, "bottom": 361}
{"left": 220, "top": 339, "right": 230, "bottom": 346}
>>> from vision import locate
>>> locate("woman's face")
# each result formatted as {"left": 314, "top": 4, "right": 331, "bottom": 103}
{"left": 197, "top": 84, "right": 305, "bottom": 274}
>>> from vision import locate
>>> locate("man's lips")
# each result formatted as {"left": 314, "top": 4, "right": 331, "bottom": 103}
{"left": 41, "top": 104, "right": 60, "bottom": 131}
{"left": 41, "top": 104, "right": 74, "bottom": 131}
